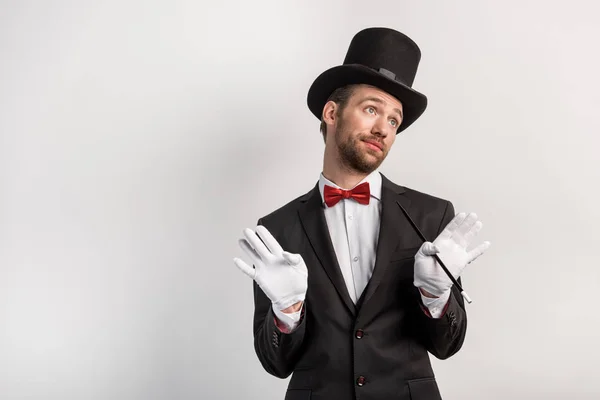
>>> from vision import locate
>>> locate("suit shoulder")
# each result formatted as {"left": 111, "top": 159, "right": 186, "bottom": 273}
{"left": 392, "top": 182, "right": 456, "bottom": 234}
{"left": 257, "top": 186, "right": 315, "bottom": 226}
{"left": 403, "top": 186, "right": 452, "bottom": 208}
{"left": 384, "top": 174, "right": 452, "bottom": 208}
{"left": 384, "top": 176, "right": 453, "bottom": 215}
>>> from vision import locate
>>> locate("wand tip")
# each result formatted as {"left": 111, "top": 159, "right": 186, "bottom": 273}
{"left": 461, "top": 291, "right": 472, "bottom": 304}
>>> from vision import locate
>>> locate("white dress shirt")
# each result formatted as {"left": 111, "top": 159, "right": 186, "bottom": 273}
{"left": 273, "top": 170, "right": 449, "bottom": 330}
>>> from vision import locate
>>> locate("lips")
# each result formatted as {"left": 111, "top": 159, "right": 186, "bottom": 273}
{"left": 362, "top": 139, "right": 383, "bottom": 151}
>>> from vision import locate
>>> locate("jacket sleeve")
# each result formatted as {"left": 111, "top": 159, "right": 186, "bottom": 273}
{"left": 252, "top": 281, "right": 307, "bottom": 378}
{"left": 417, "top": 200, "right": 468, "bottom": 360}
{"left": 251, "top": 218, "right": 307, "bottom": 378}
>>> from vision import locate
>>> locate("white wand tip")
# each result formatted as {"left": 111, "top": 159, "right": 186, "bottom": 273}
{"left": 461, "top": 291, "right": 472, "bottom": 304}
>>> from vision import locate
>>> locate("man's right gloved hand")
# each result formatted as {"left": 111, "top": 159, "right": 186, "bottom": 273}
{"left": 233, "top": 225, "right": 308, "bottom": 312}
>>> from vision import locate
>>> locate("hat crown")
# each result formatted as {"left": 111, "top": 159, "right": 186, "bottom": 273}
{"left": 343, "top": 27, "right": 421, "bottom": 87}
{"left": 306, "top": 27, "right": 428, "bottom": 133}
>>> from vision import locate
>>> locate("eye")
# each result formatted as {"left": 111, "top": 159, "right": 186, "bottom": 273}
{"left": 366, "top": 106, "right": 376, "bottom": 115}
{"left": 389, "top": 119, "right": 398, "bottom": 127}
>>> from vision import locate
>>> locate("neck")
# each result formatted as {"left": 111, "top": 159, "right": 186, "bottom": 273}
{"left": 322, "top": 151, "right": 370, "bottom": 189}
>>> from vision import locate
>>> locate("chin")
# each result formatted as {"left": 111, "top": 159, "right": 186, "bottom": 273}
{"left": 363, "top": 147, "right": 385, "bottom": 160}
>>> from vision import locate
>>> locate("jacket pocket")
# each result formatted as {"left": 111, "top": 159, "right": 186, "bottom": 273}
{"left": 407, "top": 377, "right": 442, "bottom": 400}
{"left": 389, "top": 246, "right": 420, "bottom": 283}
{"left": 284, "top": 389, "right": 311, "bottom": 400}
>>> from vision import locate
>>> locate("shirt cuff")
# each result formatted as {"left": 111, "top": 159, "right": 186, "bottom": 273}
{"left": 273, "top": 304, "right": 304, "bottom": 333}
{"left": 420, "top": 290, "right": 451, "bottom": 319}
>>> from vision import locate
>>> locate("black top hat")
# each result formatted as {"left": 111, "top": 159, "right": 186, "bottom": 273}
{"left": 307, "top": 27, "right": 428, "bottom": 133}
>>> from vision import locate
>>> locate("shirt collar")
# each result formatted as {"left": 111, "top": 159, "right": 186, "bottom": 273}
{"left": 318, "top": 170, "right": 382, "bottom": 206}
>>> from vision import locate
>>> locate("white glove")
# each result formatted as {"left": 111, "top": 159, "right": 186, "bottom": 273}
{"left": 414, "top": 212, "right": 491, "bottom": 298}
{"left": 233, "top": 225, "right": 308, "bottom": 311}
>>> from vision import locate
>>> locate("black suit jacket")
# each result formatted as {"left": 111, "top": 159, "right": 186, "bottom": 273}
{"left": 252, "top": 173, "right": 467, "bottom": 400}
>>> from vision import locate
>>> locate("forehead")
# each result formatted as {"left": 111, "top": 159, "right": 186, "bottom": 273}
{"left": 350, "top": 84, "right": 403, "bottom": 110}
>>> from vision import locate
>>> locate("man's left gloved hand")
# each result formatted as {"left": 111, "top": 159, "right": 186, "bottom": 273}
{"left": 414, "top": 212, "right": 491, "bottom": 299}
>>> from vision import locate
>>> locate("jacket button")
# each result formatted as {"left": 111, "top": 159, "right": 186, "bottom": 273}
{"left": 356, "top": 376, "right": 366, "bottom": 386}
{"left": 355, "top": 329, "right": 364, "bottom": 339}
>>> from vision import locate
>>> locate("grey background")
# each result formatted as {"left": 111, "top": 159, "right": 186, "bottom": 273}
{"left": 1, "top": 0, "right": 599, "bottom": 399}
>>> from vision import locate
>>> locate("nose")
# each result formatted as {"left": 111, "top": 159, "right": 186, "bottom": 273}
{"left": 371, "top": 116, "right": 390, "bottom": 138}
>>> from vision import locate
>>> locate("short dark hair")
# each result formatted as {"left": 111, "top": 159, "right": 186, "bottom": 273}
{"left": 319, "top": 84, "right": 359, "bottom": 141}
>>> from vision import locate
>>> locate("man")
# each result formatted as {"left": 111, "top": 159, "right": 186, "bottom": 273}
{"left": 233, "top": 27, "right": 491, "bottom": 400}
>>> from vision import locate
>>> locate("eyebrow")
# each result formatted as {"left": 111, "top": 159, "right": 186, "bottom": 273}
{"left": 359, "top": 96, "right": 403, "bottom": 120}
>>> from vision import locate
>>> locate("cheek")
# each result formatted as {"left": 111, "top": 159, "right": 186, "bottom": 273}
{"left": 385, "top": 136, "right": 396, "bottom": 149}
{"left": 347, "top": 111, "right": 372, "bottom": 130}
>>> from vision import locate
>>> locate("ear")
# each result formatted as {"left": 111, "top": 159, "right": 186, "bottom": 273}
{"left": 321, "top": 101, "right": 337, "bottom": 126}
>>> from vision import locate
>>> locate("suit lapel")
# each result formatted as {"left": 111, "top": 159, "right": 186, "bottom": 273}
{"left": 358, "top": 174, "right": 414, "bottom": 310}
{"left": 298, "top": 185, "right": 357, "bottom": 317}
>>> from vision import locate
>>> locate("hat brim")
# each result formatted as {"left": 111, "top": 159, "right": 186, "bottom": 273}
{"left": 307, "top": 64, "right": 428, "bottom": 133}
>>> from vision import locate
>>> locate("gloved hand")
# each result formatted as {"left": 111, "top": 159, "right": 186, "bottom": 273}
{"left": 233, "top": 225, "right": 308, "bottom": 311}
{"left": 414, "top": 212, "right": 491, "bottom": 298}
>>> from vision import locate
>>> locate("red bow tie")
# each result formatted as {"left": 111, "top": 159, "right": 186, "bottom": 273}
{"left": 323, "top": 182, "right": 370, "bottom": 207}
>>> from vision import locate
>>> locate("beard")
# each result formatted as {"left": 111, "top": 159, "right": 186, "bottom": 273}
{"left": 334, "top": 117, "right": 387, "bottom": 174}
